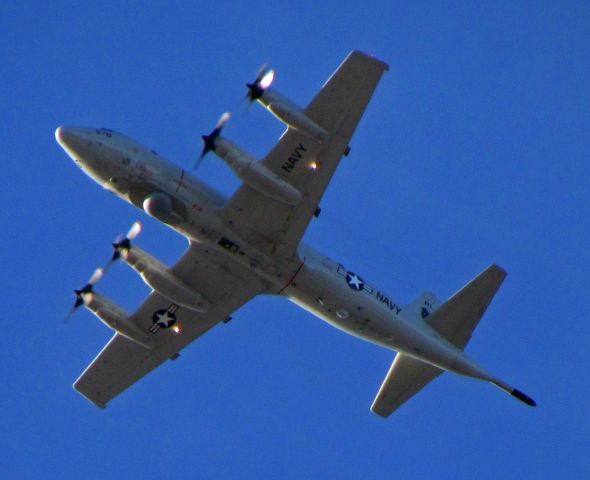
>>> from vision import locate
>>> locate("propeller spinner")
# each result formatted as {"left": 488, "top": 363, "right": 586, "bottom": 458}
{"left": 196, "top": 112, "right": 231, "bottom": 169}
{"left": 66, "top": 267, "right": 104, "bottom": 322}
{"left": 110, "top": 221, "right": 142, "bottom": 264}
{"left": 246, "top": 64, "right": 275, "bottom": 102}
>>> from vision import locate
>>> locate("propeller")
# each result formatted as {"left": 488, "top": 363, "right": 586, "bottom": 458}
{"left": 246, "top": 64, "right": 275, "bottom": 102}
{"left": 110, "top": 221, "right": 142, "bottom": 264}
{"left": 196, "top": 112, "right": 231, "bottom": 169}
{"left": 65, "top": 267, "right": 104, "bottom": 322}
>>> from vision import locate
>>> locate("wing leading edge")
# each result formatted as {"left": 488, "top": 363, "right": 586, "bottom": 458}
{"left": 74, "top": 242, "right": 267, "bottom": 408}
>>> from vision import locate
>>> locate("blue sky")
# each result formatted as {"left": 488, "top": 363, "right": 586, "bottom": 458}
{"left": 2, "top": 1, "right": 589, "bottom": 478}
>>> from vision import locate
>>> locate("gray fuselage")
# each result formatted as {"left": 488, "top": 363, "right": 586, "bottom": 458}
{"left": 56, "top": 126, "right": 491, "bottom": 380}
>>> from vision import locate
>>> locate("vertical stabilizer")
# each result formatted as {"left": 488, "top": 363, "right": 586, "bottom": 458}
{"left": 404, "top": 292, "right": 440, "bottom": 321}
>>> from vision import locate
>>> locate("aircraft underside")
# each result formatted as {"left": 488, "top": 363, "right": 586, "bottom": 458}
{"left": 56, "top": 50, "right": 535, "bottom": 416}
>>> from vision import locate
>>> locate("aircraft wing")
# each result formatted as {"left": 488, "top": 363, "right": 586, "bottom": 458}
{"left": 74, "top": 241, "right": 267, "bottom": 408}
{"left": 221, "top": 51, "right": 389, "bottom": 258}
{"left": 371, "top": 353, "right": 443, "bottom": 418}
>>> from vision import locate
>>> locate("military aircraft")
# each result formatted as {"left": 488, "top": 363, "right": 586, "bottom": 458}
{"left": 56, "top": 51, "right": 535, "bottom": 416}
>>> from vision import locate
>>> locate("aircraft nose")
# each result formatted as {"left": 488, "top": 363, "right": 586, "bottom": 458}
{"left": 55, "top": 125, "right": 65, "bottom": 142}
{"left": 55, "top": 126, "right": 92, "bottom": 160}
{"left": 56, "top": 125, "right": 79, "bottom": 149}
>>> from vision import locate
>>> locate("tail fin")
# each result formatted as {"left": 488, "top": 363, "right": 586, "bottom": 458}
{"left": 424, "top": 265, "right": 536, "bottom": 408}
{"left": 404, "top": 291, "right": 440, "bottom": 321}
{"left": 371, "top": 265, "right": 509, "bottom": 417}
{"left": 425, "top": 264, "right": 506, "bottom": 350}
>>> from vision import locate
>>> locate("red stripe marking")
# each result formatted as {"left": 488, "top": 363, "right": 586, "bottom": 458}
{"left": 175, "top": 169, "right": 185, "bottom": 193}
{"left": 278, "top": 257, "right": 306, "bottom": 294}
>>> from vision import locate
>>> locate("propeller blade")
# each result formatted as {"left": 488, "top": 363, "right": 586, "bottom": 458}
{"left": 215, "top": 111, "right": 231, "bottom": 130}
{"left": 255, "top": 63, "right": 269, "bottom": 82}
{"left": 127, "top": 221, "right": 142, "bottom": 241}
{"left": 64, "top": 302, "right": 80, "bottom": 323}
{"left": 258, "top": 68, "right": 275, "bottom": 90}
{"left": 88, "top": 267, "right": 104, "bottom": 286}
{"left": 113, "top": 234, "right": 126, "bottom": 245}
{"left": 194, "top": 153, "right": 206, "bottom": 170}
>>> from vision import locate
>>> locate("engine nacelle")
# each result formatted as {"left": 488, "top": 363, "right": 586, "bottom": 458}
{"left": 213, "top": 137, "right": 302, "bottom": 205}
{"left": 81, "top": 291, "right": 154, "bottom": 349}
{"left": 143, "top": 192, "right": 185, "bottom": 225}
{"left": 257, "top": 89, "right": 328, "bottom": 143}
{"left": 118, "top": 244, "right": 211, "bottom": 313}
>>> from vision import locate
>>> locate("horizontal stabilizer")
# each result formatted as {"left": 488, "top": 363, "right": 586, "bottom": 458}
{"left": 426, "top": 264, "right": 507, "bottom": 349}
{"left": 371, "top": 353, "right": 443, "bottom": 418}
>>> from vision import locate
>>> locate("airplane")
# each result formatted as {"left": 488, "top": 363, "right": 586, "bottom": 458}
{"left": 56, "top": 50, "right": 536, "bottom": 417}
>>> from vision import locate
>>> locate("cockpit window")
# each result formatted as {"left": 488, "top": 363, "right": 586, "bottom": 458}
{"left": 96, "top": 128, "right": 115, "bottom": 137}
